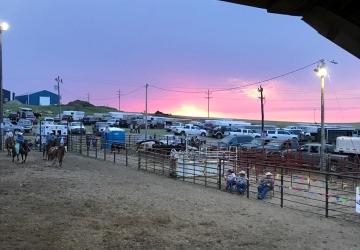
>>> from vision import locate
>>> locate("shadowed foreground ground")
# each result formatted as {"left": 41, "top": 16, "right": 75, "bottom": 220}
{"left": 0, "top": 152, "right": 359, "bottom": 250}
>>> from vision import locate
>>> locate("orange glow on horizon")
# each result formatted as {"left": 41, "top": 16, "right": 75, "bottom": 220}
{"left": 170, "top": 104, "right": 226, "bottom": 118}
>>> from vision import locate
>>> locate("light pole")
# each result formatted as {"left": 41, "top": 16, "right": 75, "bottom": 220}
{"left": 314, "top": 60, "right": 327, "bottom": 171}
{"left": 145, "top": 83, "right": 149, "bottom": 139}
{"left": 0, "top": 22, "right": 9, "bottom": 151}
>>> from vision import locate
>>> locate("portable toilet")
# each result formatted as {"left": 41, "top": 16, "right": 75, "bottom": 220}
{"left": 101, "top": 127, "right": 125, "bottom": 149}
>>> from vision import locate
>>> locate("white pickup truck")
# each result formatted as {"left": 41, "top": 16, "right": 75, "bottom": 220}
{"left": 169, "top": 122, "right": 184, "bottom": 133}
{"left": 227, "top": 128, "right": 261, "bottom": 138}
{"left": 266, "top": 130, "right": 298, "bottom": 140}
{"left": 174, "top": 124, "right": 207, "bottom": 137}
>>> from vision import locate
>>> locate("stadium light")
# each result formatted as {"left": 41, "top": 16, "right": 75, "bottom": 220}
{"left": 0, "top": 21, "right": 9, "bottom": 151}
{"left": 0, "top": 22, "right": 9, "bottom": 31}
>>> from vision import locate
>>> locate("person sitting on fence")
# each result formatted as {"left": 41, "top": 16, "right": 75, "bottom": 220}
{"left": 236, "top": 170, "right": 248, "bottom": 194}
{"left": 225, "top": 169, "right": 236, "bottom": 192}
{"left": 257, "top": 172, "right": 274, "bottom": 200}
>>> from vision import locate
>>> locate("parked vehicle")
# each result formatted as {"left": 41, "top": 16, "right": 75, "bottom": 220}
{"left": 227, "top": 128, "right": 261, "bottom": 138}
{"left": 314, "top": 128, "right": 357, "bottom": 145}
{"left": 335, "top": 137, "right": 360, "bottom": 155}
{"left": 37, "top": 124, "right": 68, "bottom": 137}
{"left": 241, "top": 138, "right": 271, "bottom": 149}
{"left": 106, "top": 118, "right": 119, "bottom": 127}
{"left": 299, "top": 143, "right": 348, "bottom": 169}
{"left": 68, "top": 122, "right": 86, "bottom": 134}
{"left": 1, "top": 121, "right": 25, "bottom": 134}
{"left": 210, "top": 125, "right": 246, "bottom": 139}
{"left": 217, "top": 135, "right": 254, "bottom": 149}
{"left": 18, "top": 107, "right": 36, "bottom": 123}
{"left": 17, "top": 119, "right": 33, "bottom": 133}
{"left": 263, "top": 139, "right": 299, "bottom": 154}
{"left": 174, "top": 124, "right": 207, "bottom": 137}
{"left": 93, "top": 122, "right": 108, "bottom": 135}
{"left": 62, "top": 111, "right": 85, "bottom": 121}
{"left": 167, "top": 122, "right": 184, "bottom": 132}
{"left": 266, "top": 130, "right": 298, "bottom": 140}
{"left": 286, "top": 124, "right": 319, "bottom": 135}
{"left": 43, "top": 117, "right": 55, "bottom": 125}
{"left": 116, "top": 119, "right": 129, "bottom": 128}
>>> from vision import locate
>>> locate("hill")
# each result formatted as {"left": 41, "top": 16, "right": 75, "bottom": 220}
{"left": 4, "top": 100, "right": 117, "bottom": 116}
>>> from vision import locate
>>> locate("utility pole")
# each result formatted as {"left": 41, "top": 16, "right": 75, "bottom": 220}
{"left": 205, "top": 89, "right": 212, "bottom": 118}
{"left": 258, "top": 86, "right": 265, "bottom": 136}
{"left": 117, "top": 89, "right": 121, "bottom": 111}
{"left": 55, "top": 76, "right": 62, "bottom": 119}
{"left": 145, "top": 84, "right": 149, "bottom": 139}
{"left": 87, "top": 93, "right": 90, "bottom": 103}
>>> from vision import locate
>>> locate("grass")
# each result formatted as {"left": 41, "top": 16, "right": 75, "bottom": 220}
{"left": 4, "top": 101, "right": 117, "bottom": 116}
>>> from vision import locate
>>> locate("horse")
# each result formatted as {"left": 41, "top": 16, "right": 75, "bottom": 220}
{"left": 136, "top": 140, "right": 159, "bottom": 152}
{"left": 5, "top": 136, "right": 15, "bottom": 156}
{"left": 43, "top": 139, "right": 56, "bottom": 160}
{"left": 48, "top": 146, "right": 65, "bottom": 167}
{"left": 19, "top": 140, "right": 30, "bottom": 163}
{"left": 12, "top": 141, "right": 30, "bottom": 163}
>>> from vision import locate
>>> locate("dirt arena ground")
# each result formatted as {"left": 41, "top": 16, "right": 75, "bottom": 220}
{"left": 1, "top": 152, "right": 359, "bottom": 250}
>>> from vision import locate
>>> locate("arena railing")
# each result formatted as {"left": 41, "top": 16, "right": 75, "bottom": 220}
{"left": 66, "top": 135, "right": 360, "bottom": 223}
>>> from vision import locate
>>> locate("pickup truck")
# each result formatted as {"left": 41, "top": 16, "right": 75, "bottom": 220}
{"left": 17, "top": 118, "right": 33, "bottom": 133}
{"left": 298, "top": 143, "right": 348, "bottom": 170}
{"left": 266, "top": 130, "right": 298, "bottom": 140}
{"left": 1, "top": 121, "right": 25, "bottom": 134}
{"left": 68, "top": 122, "right": 86, "bottom": 134}
{"left": 227, "top": 128, "right": 261, "bottom": 138}
{"left": 174, "top": 124, "right": 207, "bottom": 137}
{"left": 167, "top": 122, "right": 184, "bottom": 133}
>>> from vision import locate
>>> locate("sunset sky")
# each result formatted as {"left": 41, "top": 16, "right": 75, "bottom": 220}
{"left": 1, "top": 0, "right": 360, "bottom": 122}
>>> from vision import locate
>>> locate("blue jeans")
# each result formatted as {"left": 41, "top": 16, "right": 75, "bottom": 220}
{"left": 257, "top": 185, "right": 273, "bottom": 199}
{"left": 236, "top": 181, "right": 247, "bottom": 194}
{"left": 226, "top": 180, "right": 236, "bottom": 192}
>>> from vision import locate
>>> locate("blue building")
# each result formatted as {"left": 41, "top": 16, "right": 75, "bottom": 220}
{"left": 15, "top": 90, "right": 59, "bottom": 106}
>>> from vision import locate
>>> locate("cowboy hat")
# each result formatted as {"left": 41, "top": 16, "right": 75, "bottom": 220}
{"left": 265, "top": 172, "right": 272, "bottom": 176}
{"left": 239, "top": 170, "right": 246, "bottom": 175}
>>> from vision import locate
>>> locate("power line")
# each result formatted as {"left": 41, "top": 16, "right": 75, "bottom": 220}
{"left": 150, "top": 59, "right": 323, "bottom": 94}
{"left": 211, "top": 60, "right": 322, "bottom": 93}
{"left": 150, "top": 85, "right": 205, "bottom": 94}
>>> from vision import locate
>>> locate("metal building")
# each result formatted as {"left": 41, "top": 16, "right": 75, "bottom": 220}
{"left": 15, "top": 90, "right": 59, "bottom": 106}
{"left": 2, "top": 89, "right": 12, "bottom": 103}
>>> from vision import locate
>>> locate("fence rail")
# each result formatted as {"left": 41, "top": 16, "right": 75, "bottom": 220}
{"left": 64, "top": 135, "right": 360, "bottom": 223}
